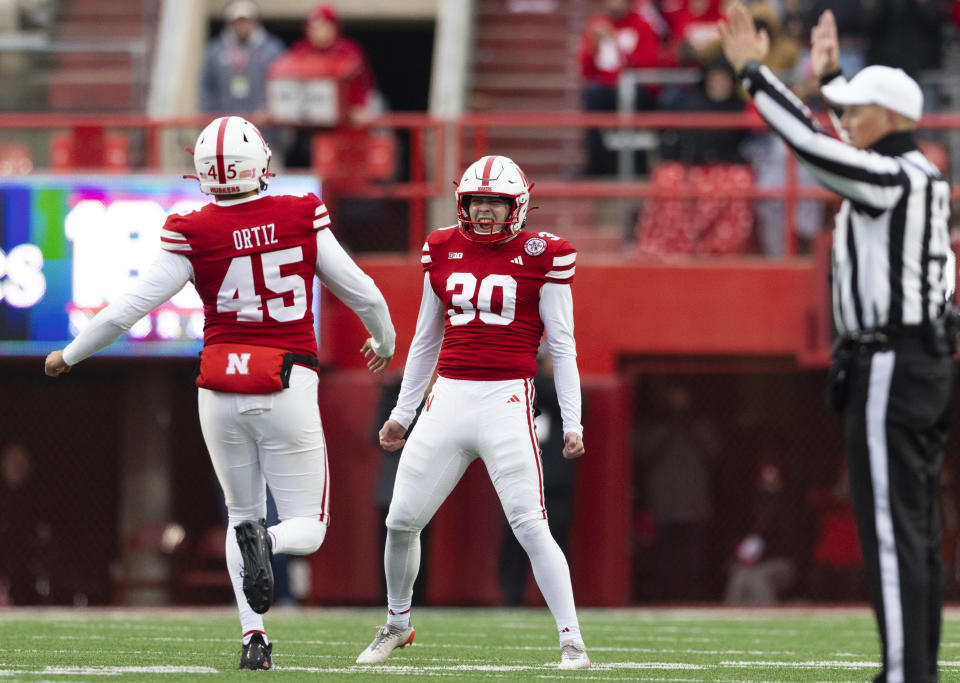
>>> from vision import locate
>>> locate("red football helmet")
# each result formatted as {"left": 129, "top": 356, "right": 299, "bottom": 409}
{"left": 456, "top": 155, "right": 531, "bottom": 244}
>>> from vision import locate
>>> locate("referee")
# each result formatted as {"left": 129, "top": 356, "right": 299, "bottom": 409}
{"left": 721, "top": 5, "right": 957, "bottom": 682}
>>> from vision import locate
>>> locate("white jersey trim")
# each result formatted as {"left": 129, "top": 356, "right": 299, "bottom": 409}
{"left": 546, "top": 266, "right": 575, "bottom": 280}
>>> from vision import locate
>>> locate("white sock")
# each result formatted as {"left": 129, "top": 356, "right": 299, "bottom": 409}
{"left": 511, "top": 518, "right": 582, "bottom": 643}
{"left": 225, "top": 520, "right": 265, "bottom": 637}
{"left": 384, "top": 528, "right": 421, "bottom": 628}
{"left": 268, "top": 517, "right": 327, "bottom": 555}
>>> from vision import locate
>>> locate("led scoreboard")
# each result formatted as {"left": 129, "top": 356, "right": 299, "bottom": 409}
{"left": 0, "top": 174, "right": 321, "bottom": 357}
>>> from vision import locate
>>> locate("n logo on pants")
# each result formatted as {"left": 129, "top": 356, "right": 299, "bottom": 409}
{"left": 226, "top": 353, "right": 252, "bottom": 375}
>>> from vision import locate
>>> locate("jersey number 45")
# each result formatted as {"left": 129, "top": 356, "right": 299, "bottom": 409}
{"left": 217, "top": 247, "right": 307, "bottom": 322}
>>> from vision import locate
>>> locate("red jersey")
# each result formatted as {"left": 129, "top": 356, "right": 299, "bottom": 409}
{"left": 160, "top": 194, "right": 329, "bottom": 357}
{"left": 423, "top": 227, "right": 576, "bottom": 381}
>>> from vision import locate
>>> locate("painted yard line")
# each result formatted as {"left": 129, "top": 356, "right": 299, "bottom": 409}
{"left": 4, "top": 605, "right": 956, "bottom": 617}
{"left": 277, "top": 662, "right": 709, "bottom": 673}
{"left": 535, "top": 678, "right": 833, "bottom": 683}
{"left": 0, "top": 666, "right": 218, "bottom": 675}
{"left": 720, "top": 659, "right": 960, "bottom": 669}
{"left": 284, "top": 639, "right": 799, "bottom": 656}
{"left": 536, "top": 679, "right": 708, "bottom": 683}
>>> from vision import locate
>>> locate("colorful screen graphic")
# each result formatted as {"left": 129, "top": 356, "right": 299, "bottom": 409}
{"left": 0, "top": 174, "right": 321, "bottom": 357}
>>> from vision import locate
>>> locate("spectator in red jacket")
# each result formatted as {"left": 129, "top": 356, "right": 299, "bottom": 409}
{"left": 579, "top": 0, "right": 662, "bottom": 176}
{"left": 660, "top": 0, "right": 724, "bottom": 64}
{"left": 289, "top": 4, "right": 376, "bottom": 126}
{"left": 273, "top": 3, "right": 378, "bottom": 167}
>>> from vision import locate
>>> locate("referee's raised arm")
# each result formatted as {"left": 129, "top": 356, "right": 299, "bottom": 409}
{"left": 720, "top": 5, "right": 957, "bottom": 683}
{"left": 720, "top": 5, "right": 910, "bottom": 210}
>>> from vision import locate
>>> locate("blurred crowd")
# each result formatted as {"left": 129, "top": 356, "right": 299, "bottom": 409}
{"left": 201, "top": 0, "right": 958, "bottom": 258}
{"left": 1, "top": 0, "right": 955, "bottom": 258}
{"left": 579, "top": 0, "right": 958, "bottom": 256}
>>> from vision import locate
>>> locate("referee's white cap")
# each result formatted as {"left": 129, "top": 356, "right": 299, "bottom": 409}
{"left": 821, "top": 65, "right": 924, "bottom": 122}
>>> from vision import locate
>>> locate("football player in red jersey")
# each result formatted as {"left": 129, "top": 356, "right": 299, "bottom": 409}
{"left": 356, "top": 156, "right": 590, "bottom": 670}
{"left": 44, "top": 116, "right": 395, "bottom": 670}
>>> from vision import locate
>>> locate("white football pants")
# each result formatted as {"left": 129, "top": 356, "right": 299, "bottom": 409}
{"left": 386, "top": 376, "right": 546, "bottom": 532}
{"left": 198, "top": 365, "right": 329, "bottom": 636}
{"left": 383, "top": 377, "right": 582, "bottom": 640}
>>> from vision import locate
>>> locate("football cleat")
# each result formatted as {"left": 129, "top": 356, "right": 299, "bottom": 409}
{"left": 558, "top": 642, "right": 591, "bottom": 670}
{"left": 236, "top": 519, "right": 274, "bottom": 615}
{"left": 356, "top": 624, "right": 416, "bottom": 664}
{"left": 239, "top": 633, "right": 272, "bottom": 670}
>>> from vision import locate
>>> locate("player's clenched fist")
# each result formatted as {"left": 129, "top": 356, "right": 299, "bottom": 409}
{"left": 378, "top": 419, "right": 406, "bottom": 452}
{"left": 562, "top": 433, "right": 585, "bottom": 460}
{"left": 44, "top": 350, "right": 71, "bottom": 377}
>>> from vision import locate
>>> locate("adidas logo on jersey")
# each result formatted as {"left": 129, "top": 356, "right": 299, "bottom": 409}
{"left": 507, "top": 395, "right": 520, "bottom": 404}
{"left": 510, "top": 256, "right": 524, "bottom": 265}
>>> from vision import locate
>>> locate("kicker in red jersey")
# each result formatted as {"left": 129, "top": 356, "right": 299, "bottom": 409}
{"left": 160, "top": 193, "right": 330, "bottom": 358}
{"left": 422, "top": 226, "right": 576, "bottom": 381}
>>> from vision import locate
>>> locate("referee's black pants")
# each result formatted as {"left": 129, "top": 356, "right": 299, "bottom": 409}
{"left": 842, "top": 337, "right": 955, "bottom": 683}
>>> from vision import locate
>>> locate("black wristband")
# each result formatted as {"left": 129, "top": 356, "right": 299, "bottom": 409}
{"left": 737, "top": 60, "right": 763, "bottom": 95}
{"left": 819, "top": 68, "right": 843, "bottom": 87}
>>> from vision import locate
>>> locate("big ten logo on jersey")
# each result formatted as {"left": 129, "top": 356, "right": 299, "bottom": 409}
{"left": 446, "top": 272, "right": 516, "bottom": 326}
{"left": 0, "top": 244, "right": 46, "bottom": 308}
{"left": 65, "top": 198, "right": 204, "bottom": 340}
{"left": 232, "top": 224, "right": 278, "bottom": 251}
{"left": 226, "top": 352, "right": 251, "bottom": 375}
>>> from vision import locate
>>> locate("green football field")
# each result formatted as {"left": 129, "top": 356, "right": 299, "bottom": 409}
{"left": 2, "top": 606, "right": 959, "bottom": 681}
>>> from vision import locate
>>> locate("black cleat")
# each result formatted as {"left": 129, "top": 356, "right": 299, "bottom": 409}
{"left": 236, "top": 519, "right": 274, "bottom": 615}
{"left": 239, "top": 632, "right": 273, "bottom": 670}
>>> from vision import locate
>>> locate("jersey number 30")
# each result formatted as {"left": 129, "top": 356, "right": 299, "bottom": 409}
{"left": 446, "top": 273, "right": 516, "bottom": 326}
{"left": 217, "top": 247, "right": 307, "bottom": 322}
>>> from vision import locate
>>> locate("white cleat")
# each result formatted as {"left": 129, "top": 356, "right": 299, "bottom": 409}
{"left": 356, "top": 624, "right": 416, "bottom": 664}
{"left": 559, "top": 642, "right": 591, "bottom": 670}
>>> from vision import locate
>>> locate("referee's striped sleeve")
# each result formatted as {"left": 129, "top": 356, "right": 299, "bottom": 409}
{"left": 740, "top": 61, "right": 906, "bottom": 210}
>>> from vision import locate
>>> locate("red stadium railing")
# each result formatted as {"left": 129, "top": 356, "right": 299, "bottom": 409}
{"left": 1, "top": 110, "right": 959, "bottom": 255}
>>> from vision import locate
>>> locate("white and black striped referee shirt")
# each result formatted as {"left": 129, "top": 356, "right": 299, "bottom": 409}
{"left": 740, "top": 61, "right": 955, "bottom": 336}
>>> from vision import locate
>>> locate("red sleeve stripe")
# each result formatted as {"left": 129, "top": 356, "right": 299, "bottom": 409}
{"left": 552, "top": 252, "right": 576, "bottom": 267}
{"left": 313, "top": 213, "right": 331, "bottom": 230}
{"left": 545, "top": 266, "right": 575, "bottom": 280}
